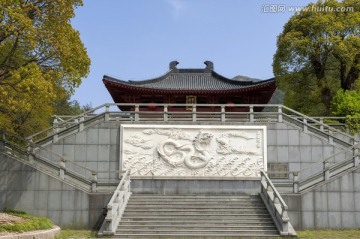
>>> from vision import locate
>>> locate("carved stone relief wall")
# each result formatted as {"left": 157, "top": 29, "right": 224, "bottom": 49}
{"left": 120, "top": 125, "right": 267, "bottom": 178}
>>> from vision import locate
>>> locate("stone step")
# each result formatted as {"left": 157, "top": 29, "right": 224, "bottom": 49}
{"left": 118, "top": 224, "right": 277, "bottom": 230}
{"left": 126, "top": 203, "right": 265, "bottom": 210}
{"left": 120, "top": 220, "right": 275, "bottom": 225}
{"left": 122, "top": 215, "right": 272, "bottom": 220}
{"left": 115, "top": 234, "right": 278, "bottom": 238}
{"left": 131, "top": 195, "right": 261, "bottom": 201}
{"left": 124, "top": 209, "right": 268, "bottom": 214}
{"left": 115, "top": 194, "right": 279, "bottom": 238}
{"left": 131, "top": 193, "right": 259, "bottom": 200}
{"left": 125, "top": 209, "right": 267, "bottom": 214}
{"left": 115, "top": 229, "right": 279, "bottom": 235}
{"left": 127, "top": 200, "right": 263, "bottom": 204}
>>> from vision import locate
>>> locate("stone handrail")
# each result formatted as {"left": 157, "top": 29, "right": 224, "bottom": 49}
{"left": 281, "top": 105, "right": 354, "bottom": 147}
{"left": 26, "top": 103, "right": 355, "bottom": 149}
{"left": 99, "top": 170, "right": 131, "bottom": 236}
{"left": 294, "top": 145, "right": 360, "bottom": 193}
{"left": 260, "top": 171, "right": 296, "bottom": 236}
{"left": 293, "top": 142, "right": 355, "bottom": 178}
{"left": 270, "top": 143, "right": 360, "bottom": 194}
{"left": 0, "top": 130, "right": 118, "bottom": 193}
{"left": 27, "top": 103, "right": 108, "bottom": 142}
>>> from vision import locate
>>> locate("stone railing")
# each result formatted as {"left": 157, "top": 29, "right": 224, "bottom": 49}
{"left": 0, "top": 130, "right": 118, "bottom": 193}
{"left": 27, "top": 103, "right": 355, "bottom": 149}
{"left": 291, "top": 143, "right": 360, "bottom": 193}
{"left": 99, "top": 170, "right": 131, "bottom": 236}
{"left": 270, "top": 143, "right": 360, "bottom": 194}
{"left": 260, "top": 171, "right": 297, "bottom": 236}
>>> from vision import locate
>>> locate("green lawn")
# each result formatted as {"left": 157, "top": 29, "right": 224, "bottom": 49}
{"left": 297, "top": 229, "right": 360, "bottom": 239}
{"left": 55, "top": 229, "right": 97, "bottom": 239}
{"left": 0, "top": 210, "right": 53, "bottom": 233}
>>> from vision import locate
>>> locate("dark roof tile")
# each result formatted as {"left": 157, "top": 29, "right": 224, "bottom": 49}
{"left": 103, "top": 66, "right": 274, "bottom": 91}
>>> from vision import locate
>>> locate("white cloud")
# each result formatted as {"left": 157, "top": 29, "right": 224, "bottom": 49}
{"left": 165, "top": 0, "right": 185, "bottom": 17}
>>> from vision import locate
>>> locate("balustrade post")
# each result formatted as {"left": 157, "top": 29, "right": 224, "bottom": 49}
{"left": 0, "top": 130, "right": 5, "bottom": 151}
{"left": 260, "top": 172, "right": 266, "bottom": 193}
{"left": 293, "top": 171, "right": 299, "bottom": 193}
{"left": 105, "top": 104, "right": 110, "bottom": 121}
{"left": 79, "top": 116, "right": 84, "bottom": 132}
{"left": 192, "top": 105, "right": 196, "bottom": 122}
{"left": 164, "top": 105, "right": 168, "bottom": 122}
{"left": 281, "top": 209, "right": 290, "bottom": 235}
{"left": 91, "top": 172, "right": 98, "bottom": 192}
{"left": 319, "top": 118, "right": 324, "bottom": 131}
{"left": 134, "top": 105, "right": 139, "bottom": 121}
{"left": 354, "top": 146, "right": 359, "bottom": 167}
{"left": 273, "top": 195, "right": 281, "bottom": 217}
{"left": 53, "top": 118, "right": 59, "bottom": 143}
{"left": 266, "top": 184, "right": 274, "bottom": 202}
{"left": 53, "top": 117, "right": 58, "bottom": 128}
{"left": 324, "top": 161, "right": 330, "bottom": 181}
{"left": 277, "top": 106, "right": 283, "bottom": 123}
{"left": 60, "top": 159, "right": 66, "bottom": 180}
{"left": 221, "top": 106, "right": 225, "bottom": 122}
{"left": 106, "top": 204, "right": 114, "bottom": 233}
{"left": 328, "top": 130, "right": 333, "bottom": 144}
{"left": 303, "top": 118, "right": 308, "bottom": 133}
{"left": 27, "top": 139, "right": 34, "bottom": 164}
{"left": 249, "top": 106, "right": 254, "bottom": 122}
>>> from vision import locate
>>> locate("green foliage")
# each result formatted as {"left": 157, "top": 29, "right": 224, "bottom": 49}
{"left": 0, "top": 210, "right": 53, "bottom": 233}
{"left": 331, "top": 89, "right": 360, "bottom": 134}
{"left": 53, "top": 94, "right": 92, "bottom": 116}
{"left": 273, "top": 0, "right": 360, "bottom": 115}
{"left": 0, "top": 0, "right": 90, "bottom": 136}
{"left": 332, "top": 89, "right": 360, "bottom": 115}
{"left": 345, "top": 114, "right": 360, "bottom": 134}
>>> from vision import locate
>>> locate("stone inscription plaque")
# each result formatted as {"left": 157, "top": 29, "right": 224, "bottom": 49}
{"left": 120, "top": 125, "right": 267, "bottom": 178}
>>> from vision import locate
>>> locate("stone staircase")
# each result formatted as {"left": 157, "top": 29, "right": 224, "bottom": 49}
{"left": 114, "top": 194, "right": 280, "bottom": 238}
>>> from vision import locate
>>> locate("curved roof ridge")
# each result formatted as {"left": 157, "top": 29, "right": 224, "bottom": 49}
{"left": 210, "top": 71, "right": 254, "bottom": 86}
{"left": 103, "top": 62, "right": 276, "bottom": 91}
{"left": 103, "top": 69, "right": 173, "bottom": 85}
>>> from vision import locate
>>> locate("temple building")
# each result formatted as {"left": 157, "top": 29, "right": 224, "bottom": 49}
{"left": 103, "top": 61, "right": 276, "bottom": 112}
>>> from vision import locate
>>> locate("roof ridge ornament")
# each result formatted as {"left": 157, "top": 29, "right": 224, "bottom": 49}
{"left": 204, "top": 61, "right": 214, "bottom": 72}
{"left": 169, "top": 61, "right": 179, "bottom": 71}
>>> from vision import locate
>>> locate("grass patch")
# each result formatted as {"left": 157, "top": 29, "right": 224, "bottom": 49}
{"left": 55, "top": 230, "right": 97, "bottom": 239}
{"left": 298, "top": 229, "right": 360, "bottom": 238}
{"left": 0, "top": 210, "right": 53, "bottom": 233}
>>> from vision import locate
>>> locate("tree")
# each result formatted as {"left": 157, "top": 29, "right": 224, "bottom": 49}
{"left": 273, "top": 0, "right": 360, "bottom": 115}
{"left": 0, "top": 0, "right": 90, "bottom": 136}
{"left": 331, "top": 87, "right": 360, "bottom": 134}
{"left": 53, "top": 93, "right": 92, "bottom": 116}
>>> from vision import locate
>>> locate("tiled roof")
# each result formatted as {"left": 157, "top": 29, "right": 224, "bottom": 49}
{"left": 103, "top": 61, "right": 275, "bottom": 91}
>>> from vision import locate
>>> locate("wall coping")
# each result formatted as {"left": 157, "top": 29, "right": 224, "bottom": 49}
{"left": 0, "top": 226, "right": 60, "bottom": 239}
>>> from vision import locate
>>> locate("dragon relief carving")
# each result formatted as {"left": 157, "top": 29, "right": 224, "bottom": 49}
{"left": 122, "top": 126, "right": 266, "bottom": 177}
{"left": 157, "top": 131, "right": 214, "bottom": 169}
{"left": 216, "top": 135, "right": 257, "bottom": 155}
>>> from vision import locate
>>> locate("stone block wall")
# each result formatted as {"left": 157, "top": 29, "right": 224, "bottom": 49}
{"left": 0, "top": 153, "right": 111, "bottom": 229}
{"left": 41, "top": 122, "right": 121, "bottom": 181}
{"left": 131, "top": 179, "right": 261, "bottom": 195}
{"left": 2, "top": 119, "right": 356, "bottom": 230}
{"left": 284, "top": 168, "right": 360, "bottom": 230}
{"left": 266, "top": 122, "right": 352, "bottom": 180}
{"left": 41, "top": 121, "right": 351, "bottom": 182}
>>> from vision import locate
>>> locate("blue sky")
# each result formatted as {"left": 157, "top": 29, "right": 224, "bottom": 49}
{"left": 71, "top": 0, "right": 316, "bottom": 107}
